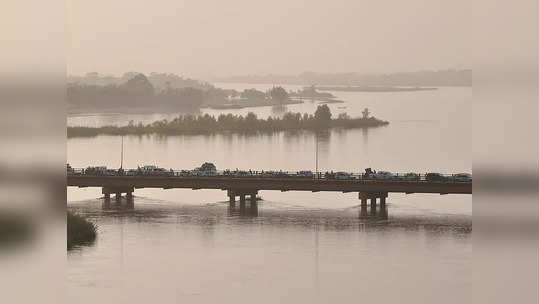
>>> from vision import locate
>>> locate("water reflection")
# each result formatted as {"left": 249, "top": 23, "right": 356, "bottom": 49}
{"left": 101, "top": 196, "right": 134, "bottom": 211}
{"left": 228, "top": 201, "right": 258, "bottom": 217}
{"left": 271, "top": 104, "right": 288, "bottom": 116}
{"left": 359, "top": 204, "right": 389, "bottom": 220}
{"left": 72, "top": 198, "right": 471, "bottom": 236}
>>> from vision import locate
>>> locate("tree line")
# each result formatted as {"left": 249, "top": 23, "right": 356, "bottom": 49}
{"left": 67, "top": 105, "right": 388, "bottom": 137}
{"left": 68, "top": 73, "right": 294, "bottom": 110}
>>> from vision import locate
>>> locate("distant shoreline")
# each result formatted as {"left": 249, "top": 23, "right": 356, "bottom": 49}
{"left": 315, "top": 86, "right": 438, "bottom": 92}
{"left": 202, "top": 98, "right": 303, "bottom": 110}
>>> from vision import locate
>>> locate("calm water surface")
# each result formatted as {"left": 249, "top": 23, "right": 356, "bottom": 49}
{"left": 67, "top": 84, "right": 471, "bottom": 303}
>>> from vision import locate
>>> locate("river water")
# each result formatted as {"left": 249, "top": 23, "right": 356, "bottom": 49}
{"left": 67, "top": 84, "right": 472, "bottom": 303}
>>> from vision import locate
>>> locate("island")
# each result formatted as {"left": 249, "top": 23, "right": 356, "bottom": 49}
{"left": 67, "top": 105, "right": 389, "bottom": 138}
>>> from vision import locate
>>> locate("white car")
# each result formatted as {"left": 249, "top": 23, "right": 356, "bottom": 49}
{"left": 452, "top": 173, "right": 472, "bottom": 182}
{"left": 402, "top": 172, "right": 420, "bottom": 181}
{"left": 374, "top": 171, "right": 394, "bottom": 180}
{"left": 126, "top": 169, "right": 137, "bottom": 176}
{"left": 297, "top": 171, "right": 314, "bottom": 178}
{"left": 335, "top": 172, "right": 353, "bottom": 179}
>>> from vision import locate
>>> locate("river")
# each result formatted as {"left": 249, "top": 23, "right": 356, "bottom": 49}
{"left": 67, "top": 84, "right": 471, "bottom": 303}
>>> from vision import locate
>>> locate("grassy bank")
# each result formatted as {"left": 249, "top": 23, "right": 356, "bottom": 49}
{"left": 67, "top": 108, "right": 389, "bottom": 138}
{"left": 67, "top": 211, "right": 97, "bottom": 249}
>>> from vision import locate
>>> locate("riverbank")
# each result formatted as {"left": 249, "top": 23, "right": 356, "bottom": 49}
{"left": 67, "top": 211, "right": 96, "bottom": 249}
{"left": 316, "top": 86, "right": 437, "bottom": 92}
{"left": 67, "top": 109, "right": 389, "bottom": 138}
{"left": 203, "top": 98, "right": 304, "bottom": 109}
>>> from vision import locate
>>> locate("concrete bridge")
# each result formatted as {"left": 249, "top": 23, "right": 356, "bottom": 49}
{"left": 67, "top": 173, "right": 472, "bottom": 210}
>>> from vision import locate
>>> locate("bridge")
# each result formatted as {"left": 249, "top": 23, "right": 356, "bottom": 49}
{"left": 67, "top": 168, "right": 472, "bottom": 211}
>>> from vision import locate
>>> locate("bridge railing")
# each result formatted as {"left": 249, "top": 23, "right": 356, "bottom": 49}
{"left": 67, "top": 168, "right": 471, "bottom": 183}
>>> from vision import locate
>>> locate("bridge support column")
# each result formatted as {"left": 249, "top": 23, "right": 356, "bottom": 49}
{"left": 370, "top": 197, "right": 377, "bottom": 208}
{"left": 359, "top": 192, "right": 389, "bottom": 213}
{"left": 379, "top": 205, "right": 388, "bottom": 219}
{"left": 227, "top": 189, "right": 258, "bottom": 215}
{"left": 227, "top": 189, "right": 236, "bottom": 207}
{"left": 239, "top": 195, "right": 246, "bottom": 214}
{"left": 126, "top": 192, "right": 133, "bottom": 206}
{"left": 250, "top": 192, "right": 257, "bottom": 203}
{"left": 239, "top": 194, "right": 246, "bottom": 207}
{"left": 360, "top": 205, "right": 368, "bottom": 217}
{"left": 102, "top": 186, "right": 135, "bottom": 206}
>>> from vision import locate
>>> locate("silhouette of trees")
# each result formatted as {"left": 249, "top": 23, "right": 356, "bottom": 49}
{"left": 314, "top": 104, "right": 332, "bottom": 127}
{"left": 68, "top": 73, "right": 220, "bottom": 110}
{"left": 121, "top": 73, "right": 154, "bottom": 97}
{"left": 269, "top": 86, "right": 289, "bottom": 103}
{"left": 240, "top": 89, "right": 266, "bottom": 101}
{"left": 67, "top": 105, "right": 389, "bottom": 138}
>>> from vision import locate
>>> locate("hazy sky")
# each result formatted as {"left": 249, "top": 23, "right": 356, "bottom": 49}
{"left": 68, "top": 0, "right": 470, "bottom": 77}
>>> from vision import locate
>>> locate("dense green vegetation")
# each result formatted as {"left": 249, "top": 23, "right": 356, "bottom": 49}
{"left": 67, "top": 105, "right": 388, "bottom": 138}
{"left": 67, "top": 211, "right": 97, "bottom": 249}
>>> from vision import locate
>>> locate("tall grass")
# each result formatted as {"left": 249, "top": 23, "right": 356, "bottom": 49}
{"left": 67, "top": 211, "right": 97, "bottom": 249}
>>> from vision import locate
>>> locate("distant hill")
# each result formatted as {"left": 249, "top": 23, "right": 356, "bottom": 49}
{"left": 68, "top": 72, "right": 213, "bottom": 91}
{"left": 212, "top": 70, "right": 472, "bottom": 87}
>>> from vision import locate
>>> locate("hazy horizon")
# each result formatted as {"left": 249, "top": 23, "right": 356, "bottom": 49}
{"left": 68, "top": 0, "right": 470, "bottom": 79}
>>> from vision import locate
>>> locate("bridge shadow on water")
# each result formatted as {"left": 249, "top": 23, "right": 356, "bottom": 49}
{"left": 101, "top": 196, "right": 134, "bottom": 211}
{"left": 65, "top": 195, "right": 472, "bottom": 237}
{"left": 228, "top": 202, "right": 259, "bottom": 217}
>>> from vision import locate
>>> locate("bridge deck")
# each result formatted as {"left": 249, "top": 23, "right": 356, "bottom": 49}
{"left": 68, "top": 175, "right": 472, "bottom": 195}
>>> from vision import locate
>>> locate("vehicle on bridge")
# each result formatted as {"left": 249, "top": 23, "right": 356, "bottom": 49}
{"left": 126, "top": 169, "right": 138, "bottom": 176}
{"left": 426, "top": 172, "right": 447, "bottom": 182}
{"left": 335, "top": 172, "right": 353, "bottom": 179}
{"left": 67, "top": 163, "right": 471, "bottom": 186}
{"left": 451, "top": 173, "right": 472, "bottom": 182}
{"left": 67, "top": 164, "right": 77, "bottom": 175}
{"left": 297, "top": 170, "right": 314, "bottom": 178}
{"left": 373, "top": 171, "right": 394, "bottom": 180}
{"left": 137, "top": 165, "right": 174, "bottom": 177}
{"left": 179, "top": 170, "right": 193, "bottom": 177}
{"left": 400, "top": 172, "right": 420, "bottom": 181}
{"left": 84, "top": 166, "right": 108, "bottom": 175}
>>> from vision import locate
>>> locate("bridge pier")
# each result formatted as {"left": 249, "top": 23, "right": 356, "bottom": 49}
{"left": 102, "top": 186, "right": 134, "bottom": 205}
{"left": 239, "top": 194, "right": 246, "bottom": 207}
{"left": 360, "top": 205, "right": 368, "bottom": 217}
{"left": 359, "top": 192, "right": 388, "bottom": 205}
{"left": 250, "top": 192, "right": 257, "bottom": 204}
{"left": 360, "top": 198, "right": 368, "bottom": 207}
{"left": 227, "top": 189, "right": 258, "bottom": 208}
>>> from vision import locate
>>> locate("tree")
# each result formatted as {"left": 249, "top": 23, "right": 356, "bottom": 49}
{"left": 362, "top": 108, "right": 370, "bottom": 119}
{"left": 338, "top": 112, "right": 350, "bottom": 120}
{"left": 269, "top": 86, "right": 289, "bottom": 103}
{"left": 121, "top": 73, "right": 155, "bottom": 97}
{"left": 241, "top": 88, "right": 266, "bottom": 100}
{"left": 314, "top": 104, "right": 332, "bottom": 128}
